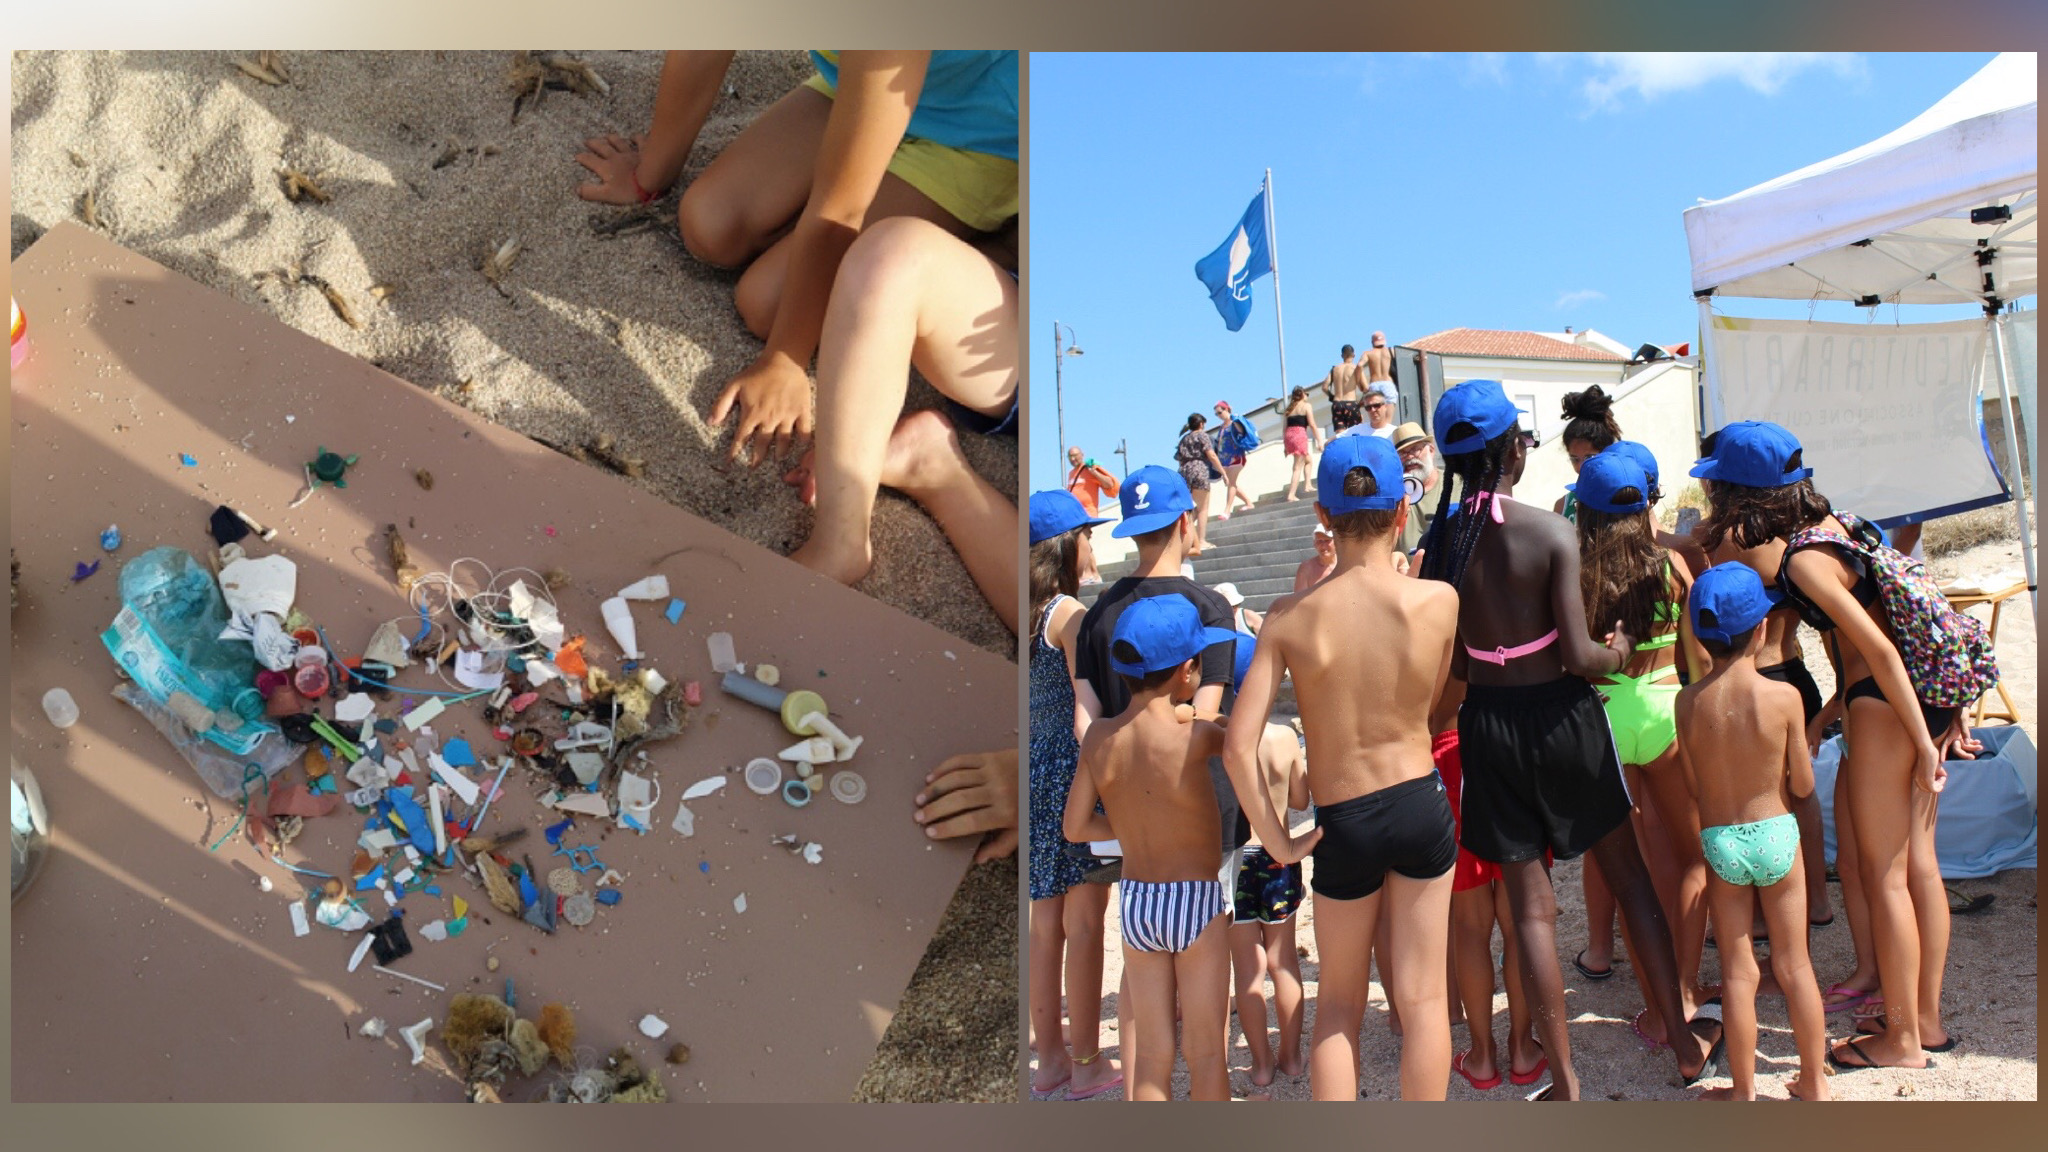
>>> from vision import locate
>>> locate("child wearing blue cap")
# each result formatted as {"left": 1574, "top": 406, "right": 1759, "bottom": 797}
{"left": 1066, "top": 595, "right": 1272, "bottom": 1101}
{"left": 1416, "top": 379, "right": 1721, "bottom": 1097}
{"left": 1674, "top": 563, "right": 1832, "bottom": 1101}
{"left": 1024, "top": 490, "right": 1122, "bottom": 1099}
{"left": 1693, "top": 420, "right": 1972, "bottom": 1071}
{"left": 1570, "top": 448, "right": 1716, "bottom": 1047}
{"left": 1225, "top": 434, "right": 1464, "bottom": 1100}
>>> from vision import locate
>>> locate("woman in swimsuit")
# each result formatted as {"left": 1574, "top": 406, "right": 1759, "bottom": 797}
{"left": 1176, "top": 413, "right": 1228, "bottom": 557}
{"left": 1693, "top": 422, "right": 1965, "bottom": 1071}
{"left": 1572, "top": 450, "right": 1714, "bottom": 1048}
{"left": 1416, "top": 379, "right": 1719, "bottom": 1099}
{"left": 1275, "top": 387, "right": 1324, "bottom": 503}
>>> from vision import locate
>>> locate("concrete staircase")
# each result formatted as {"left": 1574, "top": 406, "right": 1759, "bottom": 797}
{"left": 1082, "top": 495, "right": 1322, "bottom": 615}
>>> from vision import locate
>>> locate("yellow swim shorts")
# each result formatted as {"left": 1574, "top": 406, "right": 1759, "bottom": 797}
{"left": 802, "top": 72, "right": 1019, "bottom": 234}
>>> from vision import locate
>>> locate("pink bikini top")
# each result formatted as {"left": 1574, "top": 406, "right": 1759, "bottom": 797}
{"left": 1455, "top": 490, "right": 1559, "bottom": 663}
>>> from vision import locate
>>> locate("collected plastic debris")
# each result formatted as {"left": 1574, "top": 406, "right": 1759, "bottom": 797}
{"left": 618, "top": 575, "right": 669, "bottom": 601}
{"left": 306, "top": 446, "right": 359, "bottom": 489}
{"left": 744, "top": 759, "right": 782, "bottom": 795}
{"left": 616, "top": 772, "right": 657, "bottom": 830}
{"left": 732, "top": 893, "right": 747, "bottom": 914}
{"left": 40, "top": 688, "right": 78, "bottom": 729}
{"left": 665, "top": 599, "right": 685, "bottom": 625}
{"left": 706, "top": 631, "right": 737, "bottom": 674}
{"left": 782, "top": 778, "right": 812, "bottom": 807}
{"left": 599, "top": 596, "right": 640, "bottom": 660}
{"left": 828, "top": 771, "right": 867, "bottom": 805}
{"left": 359, "top": 1017, "right": 387, "bottom": 1039}
{"left": 399, "top": 1018, "right": 435, "bottom": 1065}
{"left": 638, "top": 1014, "right": 669, "bottom": 1039}
{"left": 100, "top": 524, "right": 121, "bottom": 551}
{"left": 72, "top": 560, "right": 99, "bottom": 582}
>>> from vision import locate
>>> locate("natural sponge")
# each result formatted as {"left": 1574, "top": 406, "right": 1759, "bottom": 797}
{"left": 508, "top": 1017, "right": 551, "bottom": 1075}
{"left": 537, "top": 1002, "right": 577, "bottom": 1065}
{"left": 442, "top": 994, "right": 514, "bottom": 1073}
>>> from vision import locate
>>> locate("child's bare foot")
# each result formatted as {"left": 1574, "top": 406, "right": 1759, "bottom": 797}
{"left": 1277, "top": 1050, "right": 1307, "bottom": 1078}
{"left": 790, "top": 408, "right": 964, "bottom": 586}
{"left": 1248, "top": 1056, "right": 1277, "bottom": 1089}
{"left": 790, "top": 519, "right": 874, "bottom": 587}
{"left": 1787, "top": 1071, "right": 1831, "bottom": 1101}
{"left": 1032, "top": 1051, "right": 1073, "bottom": 1095}
{"left": 1069, "top": 1053, "right": 1121, "bottom": 1097}
{"left": 1697, "top": 1086, "right": 1753, "bottom": 1101}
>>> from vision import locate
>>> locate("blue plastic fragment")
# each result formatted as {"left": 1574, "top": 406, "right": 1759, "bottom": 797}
{"left": 179, "top": 453, "right": 198, "bottom": 467}
{"left": 621, "top": 812, "right": 647, "bottom": 832}
{"left": 622, "top": 660, "right": 639, "bottom": 672}
{"left": 665, "top": 599, "right": 685, "bottom": 624}
{"left": 699, "top": 861, "right": 710, "bottom": 874}
{"left": 506, "top": 654, "right": 526, "bottom": 673}
{"left": 374, "top": 719, "right": 398, "bottom": 734}
{"left": 71, "top": 560, "right": 99, "bottom": 582}
{"left": 424, "top": 885, "right": 442, "bottom": 897}
{"left": 355, "top": 864, "right": 385, "bottom": 891}
{"left": 386, "top": 789, "right": 437, "bottom": 854}
{"left": 517, "top": 870, "right": 539, "bottom": 908}
{"left": 100, "top": 525, "right": 122, "bottom": 551}
{"left": 544, "top": 818, "right": 574, "bottom": 846}
{"left": 442, "top": 738, "right": 477, "bottom": 768}
{"left": 595, "top": 888, "right": 622, "bottom": 906}
{"left": 504, "top": 978, "right": 517, "bottom": 1009}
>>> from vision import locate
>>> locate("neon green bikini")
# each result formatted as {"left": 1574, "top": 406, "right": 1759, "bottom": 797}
{"left": 1596, "top": 565, "right": 1683, "bottom": 765}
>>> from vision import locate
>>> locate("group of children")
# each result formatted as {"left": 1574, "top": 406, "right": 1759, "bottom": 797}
{"left": 1028, "top": 376, "right": 1997, "bottom": 1102}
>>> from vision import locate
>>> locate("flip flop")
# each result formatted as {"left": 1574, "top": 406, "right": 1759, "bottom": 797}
{"left": 1946, "top": 887, "right": 1995, "bottom": 916}
{"left": 1066, "top": 1072, "right": 1124, "bottom": 1100}
{"left": 1632, "top": 1008, "right": 1671, "bottom": 1051}
{"left": 1029, "top": 1067, "right": 1072, "bottom": 1100}
{"left": 1828, "top": 1037, "right": 1938, "bottom": 1073}
{"left": 1525, "top": 1081, "right": 1556, "bottom": 1101}
{"left": 1572, "top": 949, "right": 1615, "bottom": 981}
{"left": 1508, "top": 1049, "right": 1548, "bottom": 1087}
{"left": 1453, "top": 1049, "right": 1503, "bottom": 1091}
{"left": 1680, "top": 1030, "right": 1728, "bottom": 1088}
{"left": 1854, "top": 1017, "right": 1960, "bottom": 1052}
{"left": 1822, "top": 984, "right": 1875, "bottom": 1014}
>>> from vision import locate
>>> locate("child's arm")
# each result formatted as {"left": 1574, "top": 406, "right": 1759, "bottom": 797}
{"left": 709, "top": 51, "right": 932, "bottom": 464}
{"left": 577, "top": 52, "right": 735, "bottom": 204}
{"left": 1788, "top": 550, "right": 1942, "bottom": 793}
{"left": 1284, "top": 741, "right": 1310, "bottom": 812}
{"left": 1063, "top": 736, "right": 1114, "bottom": 845}
{"left": 1671, "top": 560, "right": 1708, "bottom": 684}
{"left": 1222, "top": 630, "right": 1296, "bottom": 859}
{"left": 1673, "top": 690, "right": 1703, "bottom": 803}
{"left": 1784, "top": 693, "right": 1816, "bottom": 801}
{"left": 1546, "top": 519, "right": 1631, "bottom": 678}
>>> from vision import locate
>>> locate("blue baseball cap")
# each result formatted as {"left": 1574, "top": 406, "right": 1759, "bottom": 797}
{"left": 1317, "top": 434, "right": 1404, "bottom": 513}
{"left": 1690, "top": 562, "right": 1778, "bottom": 646}
{"left": 1029, "top": 489, "right": 1110, "bottom": 545}
{"left": 1604, "top": 441, "right": 1661, "bottom": 496}
{"left": 1108, "top": 596, "right": 1240, "bottom": 677}
{"left": 1570, "top": 451, "right": 1651, "bottom": 515}
{"left": 1232, "top": 630, "right": 1257, "bottom": 688}
{"left": 1689, "top": 421, "right": 1813, "bottom": 488}
{"left": 1433, "top": 380, "right": 1529, "bottom": 455}
{"left": 1112, "top": 465, "right": 1197, "bottom": 538}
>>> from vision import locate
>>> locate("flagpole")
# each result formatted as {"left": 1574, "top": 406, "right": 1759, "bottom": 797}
{"left": 1264, "top": 168, "right": 1291, "bottom": 401}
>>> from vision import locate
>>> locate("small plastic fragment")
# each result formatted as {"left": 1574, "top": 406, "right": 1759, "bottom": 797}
{"left": 595, "top": 888, "right": 622, "bottom": 906}
{"left": 544, "top": 818, "right": 574, "bottom": 845}
{"left": 680, "top": 776, "right": 726, "bottom": 801}
{"left": 802, "top": 842, "right": 823, "bottom": 866}
{"left": 71, "top": 560, "right": 99, "bottom": 582}
{"left": 442, "top": 738, "right": 477, "bottom": 767}
{"left": 732, "top": 894, "right": 747, "bottom": 914}
{"left": 639, "top": 1014, "right": 670, "bottom": 1039}
{"left": 755, "top": 664, "right": 781, "bottom": 687}
{"left": 334, "top": 694, "right": 378, "bottom": 723}
{"left": 348, "top": 934, "right": 376, "bottom": 971}
{"left": 100, "top": 524, "right": 121, "bottom": 551}
{"left": 288, "top": 900, "right": 311, "bottom": 936}
{"left": 403, "top": 697, "right": 446, "bottom": 731}
{"left": 561, "top": 892, "right": 595, "bottom": 926}
{"left": 41, "top": 688, "right": 78, "bottom": 729}
{"left": 779, "top": 737, "right": 835, "bottom": 764}
{"left": 400, "top": 1018, "right": 434, "bottom": 1065}
{"left": 418, "top": 919, "right": 449, "bottom": 943}
{"left": 782, "top": 778, "right": 812, "bottom": 808}
{"left": 179, "top": 453, "right": 198, "bottom": 467}
{"left": 829, "top": 771, "right": 867, "bottom": 805}
{"left": 670, "top": 801, "right": 695, "bottom": 838}
{"left": 707, "top": 632, "right": 737, "bottom": 674}
{"left": 744, "top": 759, "right": 782, "bottom": 795}
{"left": 618, "top": 575, "right": 669, "bottom": 601}
{"left": 359, "top": 1017, "right": 386, "bottom": 1039}
{"left": 600, "top": 596, "right": 640, "bottom": 660}
{"left": 665, "top": 599, "right": 685, "bottom": 624}
{"left": 683, "top": 680, "right": 703, "bottom": 706}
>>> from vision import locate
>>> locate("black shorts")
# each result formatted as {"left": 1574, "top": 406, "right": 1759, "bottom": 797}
{"left": 1758, "top": 658, "right": 1825, "bottom": 726}
{"left": 1309, "top": 773, "right": 1456, "bottom": 900}
{"left": 1457, "top": 676, "right": 1632, "bottom": 864}
{"left": 1330, "top": 399, "right": 1362, "bottom": 431}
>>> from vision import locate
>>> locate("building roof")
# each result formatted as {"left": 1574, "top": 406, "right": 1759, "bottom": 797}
{"left": 1404, "top": 328, "right": 1625, "bottom": 363}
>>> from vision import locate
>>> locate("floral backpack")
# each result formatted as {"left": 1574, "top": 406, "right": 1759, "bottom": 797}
{"left": 1776, "top": 511, "right": 1999, "bottom": 708}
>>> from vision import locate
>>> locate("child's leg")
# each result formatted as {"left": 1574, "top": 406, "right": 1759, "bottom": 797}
{"left": 1063, "top": 882, "right": 1120, "bottom": 1092}
{"left": 792, "top": 219, "right": 1018, "bottom": 628}
{"left": 1263, "top": 918, "right": 1307, "bottom": 1076}
{"left": 1580, "top": 855, "right": 1618, "bottom": 974}
{"left": 1494, "top": 879, "right": 1542, "bottom": 1075}
{"left": 674, "top": 84, "right": 829, "bottom": 269}
{"left": 1123, "top": 944, "right": 1178, "bottom": 1101}
{"left": 1190, "top": 486, "right": 1212, "bottom": 551}
{"left": 1450, "top": 884, "right": 1501, "bottom": 1080}
{"left": 1640, "top": 749, "right": 1710, "bottom": 1016}
{"left": 1498, "top": 857, "right": 1577, "bottom": 1097}
{"left": 1308, "top": 890, "right": 1382, "bottom": 1100}
{"left": 1702, "top": 873, "right": 1760, "bottom": 1100}
{"left": 1375, "top": 911, "right": 1399, "bottom": 1035}
{"left": 1757, "top": 857, "right": 1831, "bottom": 1100}
{"left": 1029, "top": 894, "right": 1071, "bottom": 1091}
{"left": 1228, "top": 920, "right": 1276, "bottom": 1086}
{"left": 1902, "top": 788, "right": 1951, "bottom": 1045}
{"left": 1176, "top": 913, "right": 1234, "bottom": 1101}
{"left": 1383, "top": 868, "right": 1456, "bottom": 1100}
{"left": 1587, "top": 819, "right": 1714, "bottom": 1084}
{"left": 1837, "top": 703, "right": 1925, "bottom": 1064}
{"left": 1831, "top": 769, "right": 1881, "bottom": 1006}
{"left": 1790, "top": 786, "right": 1831, "bottom": 924}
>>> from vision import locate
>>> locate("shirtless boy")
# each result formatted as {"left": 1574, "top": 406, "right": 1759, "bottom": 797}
{"left": 1675, "top": 563, "right": 1832, "bottom": 1101}
{"left": 1324, "top": 344, "right": 1366, "bottom": 433}
{"left": 1361, "top": 331, "right": 1395, "bottom": 390}
{"left": 1226, "top": 434, "right": 1461, "bottom": 1100}
{"left": 1066, "top": 596, "right": 1261, "bottom": 1101}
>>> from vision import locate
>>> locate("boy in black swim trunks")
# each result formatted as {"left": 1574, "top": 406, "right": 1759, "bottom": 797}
{"left": 1413, "top": 380, "right": 1721, "bottom": 1100}
{"left": 1225, "top": 434, "right": 1462, "bottom": 1100}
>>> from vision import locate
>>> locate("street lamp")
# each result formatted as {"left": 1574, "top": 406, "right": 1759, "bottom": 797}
{"left": 1054, "top": 322, "right": 1083, "bottom": 480}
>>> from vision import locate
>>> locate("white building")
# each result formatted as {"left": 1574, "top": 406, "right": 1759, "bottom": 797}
{"left": 1402, "top": 328, "right": 1700, "bottom": 514}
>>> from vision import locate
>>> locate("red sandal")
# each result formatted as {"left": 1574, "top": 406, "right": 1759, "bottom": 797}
{"left": 1508, "top": 1044, "right": 1549, "bottom": 1086}
{"left": 1453, "top": 1049, "right": 1502, "bottom": 1091}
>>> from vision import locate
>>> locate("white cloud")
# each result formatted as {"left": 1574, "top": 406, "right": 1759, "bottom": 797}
{"left": 1578, "top": 53, "right": 1866, "bottom": 109}
{"left": 1465, "top": 53, "right": 1508, "bottom": 87}
{"left": 1555, "top": 289, "right": 1606, "bottom": 310}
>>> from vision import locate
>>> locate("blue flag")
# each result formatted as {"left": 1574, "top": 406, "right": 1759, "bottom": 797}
{"left": 1194, "top": 189, "right": 1274, "bottom": 332}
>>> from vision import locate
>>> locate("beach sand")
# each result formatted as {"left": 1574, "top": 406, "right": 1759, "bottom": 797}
{"left": 11, "top": 50, "right": 1017, "bottom": 1102}
{"left": 1036, "top": 533, "right": 2037, "bottom": 1102}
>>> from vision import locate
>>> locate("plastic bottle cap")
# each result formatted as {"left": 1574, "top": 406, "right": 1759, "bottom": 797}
{"left": 829, "top": 771, "right": 867, "bottom": 805}
{"left": 743, "top": 758, "right": 782, "bottom": 795}
{"left": 781, "top": 777, "right": 812, "bottom": 807}
{"left": 780, "top": 690, "right": 829, "bottom": 735}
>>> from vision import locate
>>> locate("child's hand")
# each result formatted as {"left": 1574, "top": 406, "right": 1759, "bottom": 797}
{"left": 1806, "top": 700, "right": 1843, "bottom": 757}
{"left": 1391, "top": 550, "right": 1410, "bottom": 576}
{"left": 914, "top": 749, "right": 1018, "bottom": 864}
{"left": 709, "top": 352, "right": 814, "bottom": 465}
{"left": 1266, "top": 826, "right": 1322, "bottom": 866}
{"left": 1406, "top": 548, "right": 1425, "bottom": 578}
{"left": 575, "top": 134, "right": 655, "bottom": 205}
{"left": 1935, "top": 713, "right": 1982, "bottom": 761}
{"left": 1913, "top": 738, "right": 1946, "bottom": 794}
{"left": 1603, "top": 619, "right": 1635, "bottom": 666}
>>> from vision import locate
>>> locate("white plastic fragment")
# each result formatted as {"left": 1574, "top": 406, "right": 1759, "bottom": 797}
{"left": 452, "top": 649, "right": 507, "bottom": 691}
{"left": 638, "top": 668, "right": 669, "bottom": 696}
{"left": 670, "top": 801, "right": 695, "bottom": 838}
{"left": 551, "top": 791, "right": 611, "bottom": 817}
{"left": 428, "top": 753, "right": 480, "bottom": 806}
{"left": 400, "top": 1018, "right": 435, "bottom": 1065}
{"left": 258, "top": 874, "right": 275, "bottom": 893}
{"left": 289, "top": 900, "right": 311, "bottom": 936}
{"left": 732, "top": 893, "right": 747, "bottom": 914}
{"left": 828, "top": 771, "right": 867, "bottom": 805}
{"left": 707, "top": 632, "right": 737, "bottom": 674}
{"left": 680, "top": 775, "right": 727, "bottom": 801}
{"left": 359, "top": 1017, "right": 386, "bottom": 1039}
{"left": 375, "top": 965, "right": 447, "bottom": 992}
{"left": 403, "top": 696, "right": 446, "bottom": 731}
{"left": 333, "top": 693, "right": 378, "bottom": 724}
{"left": 618, "top": 575, "right": 670, "bottom": 601}
{"left": 348, "top": 934, "right": 376, "bottom": 972}
{"left": 779, "top": 737, "right": 836, "bottom": 764}
{"left": 525, "top": 659, "right": 562, "bottom": 685}
{"left": 217, "top": 553, "right": 298, "bottom": 619}
{"left": 427, "top": 785, "right": 449, "bottom": 857}
{"left": 802, "top": 842, "right": 823, "bottom": 866}
{"left": 638, "top": 1013, "right": 670, "bottom": 1039}
{"left": 836, "top": 737, "right": 864, "bottom": 762}
{"left": 362, "top": 828, "right": 399, "bottom": 852}
{"left": 600, "top": 596, "right": 641, "bottom": 659}
{"left": 796, "top": 711, "right": 857, "bottom": 760}
{"left": 346, "top": 757, "right": 389, "bottom": 789}
{"left": 566, "top": 752, "right": 606, "bottom": 785}
{"left": 744, "top": 759, "right": 782, "bottom": 795}
{"left": 555, "top": 721, "right": 613, "bottom": 751}
{"left": 508, "top": 580, "right": 566, "bottom": 651}
{"left": 617, "top": 772, "right": 657, "bottom": 830}
{"left": 418, "top": 919, "right": 449, "bottom": 943}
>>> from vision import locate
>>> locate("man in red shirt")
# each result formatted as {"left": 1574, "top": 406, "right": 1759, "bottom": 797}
{"left": 1067, "top": 446, "right": 1121, "bottom": 514}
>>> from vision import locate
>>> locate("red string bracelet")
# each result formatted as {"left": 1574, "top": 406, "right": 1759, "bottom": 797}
{"left": 629, "top": 170, "right": 657, "bottom": 205}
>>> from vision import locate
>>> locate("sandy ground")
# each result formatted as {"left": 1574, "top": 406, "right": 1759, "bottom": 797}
{"left": 1034, "top": 534, "right": 2038, "bottom": 1102}
{"left": 11, "top": 50, "right": 1016, "bottom": 1102}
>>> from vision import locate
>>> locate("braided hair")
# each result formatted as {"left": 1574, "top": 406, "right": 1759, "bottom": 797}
{"left": 1417, "top": 422, "right": 1516, "bottom": 590}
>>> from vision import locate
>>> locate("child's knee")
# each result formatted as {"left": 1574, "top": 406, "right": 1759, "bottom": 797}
{"left": 733, "top": 269, "right": 777, "bottom": 339}
{"left": 677, "top": 184, "right": 753, "bottom": 268}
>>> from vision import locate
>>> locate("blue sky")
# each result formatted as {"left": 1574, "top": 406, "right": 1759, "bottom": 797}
{"left": 1027, "top": 52, "right": 2011, "bottom": 486}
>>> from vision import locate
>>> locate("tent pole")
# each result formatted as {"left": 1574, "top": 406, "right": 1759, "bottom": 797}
{"left": 1696, "top": 296, "right": 1716, "bottom": 438}
{"left": 1988, "top": 310, "right": 2036, "bottom": 611}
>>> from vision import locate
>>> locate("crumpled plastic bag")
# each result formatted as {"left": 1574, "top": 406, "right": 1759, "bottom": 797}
{"left": 101, "top": 547, "right": 276, "bottom": 757}
{"left": 112, "top": 682, "right": 297, "bottom": 799}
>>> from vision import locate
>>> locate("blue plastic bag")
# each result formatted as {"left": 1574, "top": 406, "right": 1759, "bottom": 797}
{"left": 101, "top": 547, "right": 273, "bottom": 756}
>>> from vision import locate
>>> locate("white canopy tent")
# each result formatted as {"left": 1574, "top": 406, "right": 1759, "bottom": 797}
{"left": 1685, "top": 51, "right": 2037, "bottom": 602}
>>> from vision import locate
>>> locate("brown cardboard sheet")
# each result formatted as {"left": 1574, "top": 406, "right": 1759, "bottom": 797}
{"left": 8, "top": 223, "right": 1015, "bottom": 1102}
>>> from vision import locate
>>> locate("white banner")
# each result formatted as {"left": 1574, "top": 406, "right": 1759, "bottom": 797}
{"left": 1703, "top": 315, "right": 2008, "bottom": 524}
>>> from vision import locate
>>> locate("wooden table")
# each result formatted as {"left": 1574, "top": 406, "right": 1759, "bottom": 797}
{"left": 1944, "top": 578, "right": 2028, "bottom": 726}
{"left": 8, "top": 223, "right": 1015, "bottom": 1102}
